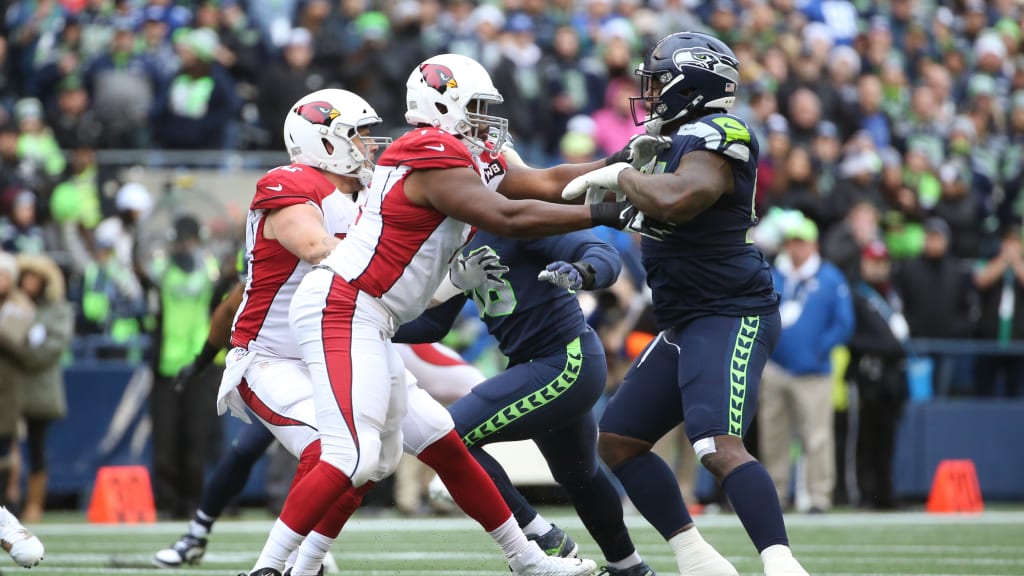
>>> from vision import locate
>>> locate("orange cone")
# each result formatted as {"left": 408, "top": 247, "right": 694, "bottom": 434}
{"left": 87, "top": 466, "right": 157, "bottom": 523}
{"left": 925, "top": 459, "right": 984, "bottom": 514}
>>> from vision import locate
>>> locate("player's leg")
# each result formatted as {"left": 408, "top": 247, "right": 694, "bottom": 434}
{"left": 394, "top": 342, "right": 482, "bottom": 514}
{"left": 680, "top": 313, "right": 807, "bottom": 575}
{"left": 403, "top": 373, "right": 597, "bottom": 576}
{"left": 248, "top": 275, "right": 394, "bottom": 575}
{"left": 154, "top": 423, "right": 275, "bottom": 567}
{"left": 599, "top": 330, "right": 736, "bottom": 576}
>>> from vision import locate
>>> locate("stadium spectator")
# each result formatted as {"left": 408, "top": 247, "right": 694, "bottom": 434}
{"left": 0, "top": 189, "right": 48, "bottom": 254}
{"left": 895, "top": 217, "right": 974, "bottom": 395}
{"left": 78, "top": 219, "right": 145, "bottom": 344}
{"left": 760, "top": 214, "right": 854, "bottom": 513}
{"left": 847, "top": 241, "right": 908, "bottom": 510}
{"left": 540, "top": 25, "right": 602, "bottom": 157}
{"left": 8, "top": 253, "right": 72, "bottom": 522}
{"left": 151, "top": 28, "right": 240, "bottom": 150}
{"left": 46, "top": 75, "right": 103, "bottom": 150}
{"left": 0, "top": 250, "right": 33, "bottom": 508}
{"left": 972, "top": 221, "right": 1024, "bottom": 397}
{"left": 143, "top": 215, "right": 221, "bottom": 519}
{"left": 82, "top": 16, "right": 161, "bottom": 149}
{"left": 256, "top": 27, "right": 336, "bottom": 151}
{"left": 591, "top": 77, "right": 643, "bottom": 157}
{"left": 13, "top": 97, "right": 65, "bottom": 183}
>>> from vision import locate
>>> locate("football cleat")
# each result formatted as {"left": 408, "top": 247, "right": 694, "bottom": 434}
{"left": 597, "top": 562, "right": 656, "bottom": 576}
{"left": 528, "top": 524, "right": 579, "bottom": 559}
{"left": 240, "top": 569, "right": 282, "bottom": 576}
{"left": 153, "top": 534, "right": 207, "bottom": 568}
{"left": 509, "top": 546, "right": 597, "bottom": 576}
{"left": 0, "top": 506, "right": 44, "bottom": 568}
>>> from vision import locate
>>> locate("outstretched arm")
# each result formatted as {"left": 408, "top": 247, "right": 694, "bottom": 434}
{"left": 498, "top": 160, "right": 607, "bottom": 203}
{"left": 618, "top": 150, "right": 733, "bottom": 223}
{"left": 407, "top": 166, "right": 622, "bottom": 238}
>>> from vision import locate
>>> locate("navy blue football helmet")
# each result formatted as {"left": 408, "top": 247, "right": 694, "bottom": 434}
{"left": 631, "top": 32, "right": 741, "bottom": 134}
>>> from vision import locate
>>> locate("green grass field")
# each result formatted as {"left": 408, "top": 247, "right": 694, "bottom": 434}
{"left": 15, "top": 508, "right": 1024, "bottom": 575}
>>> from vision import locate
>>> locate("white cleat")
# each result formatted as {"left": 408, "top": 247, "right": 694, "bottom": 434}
{"left": 761, "top": 544, "right": 809, "bottom": 576}
{"left": 322, "top": 550, "right": 338, "bottom": 574}
{"left": 676, "top": 541, "right": 738, "bottom": 576}
{"left": 509, "top": 542, "right": 597, "bottom": 576}
{"left": 0, "top": 507, "right": 44, "bottom": 568}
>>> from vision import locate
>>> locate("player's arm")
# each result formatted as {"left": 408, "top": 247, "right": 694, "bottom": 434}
{"left": 208, "top": 282, "right": 244, "bottom": 348}
{"left": 406, "top": 166, "right": 624, "bottom": 238}
{"left": 533, "top": 231, "right": 622, "bottom": 290}
{"left": 617, "top": 150, "right": 733, "bottom": 224}
{"left": 264, "top": 203, "right": 339, "bottom": 264}
{"left": 498, "top": 160, "right": 607, "bottom": 203}
{"left": 499, "top": 135, "right": 669, "bottom": 202}
{"left": 393, "top": 295, "right": 467, "bottom": 344}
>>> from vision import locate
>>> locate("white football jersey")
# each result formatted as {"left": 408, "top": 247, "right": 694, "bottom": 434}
{"left": 231, "top": 164, "right": 358, "bottom": 359}
{"left": 319, "top": 127, "right": 494, "bottom": 325}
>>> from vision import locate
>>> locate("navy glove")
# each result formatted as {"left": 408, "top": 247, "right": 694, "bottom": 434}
{"left": 590, "top": 201, "right": 675, "bottom": 241}
{"left": 537, "top": 261, "right": 596, "bottom": 290}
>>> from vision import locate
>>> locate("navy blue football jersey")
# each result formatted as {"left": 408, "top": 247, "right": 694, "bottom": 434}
{"left": 394, "top": 230, "right": 620, "bottom": 364}
{"left": 640, "top": 113, "right": 778, "bottom": 329}
{"left": 464, "top": 230, "right": 619, "bottom": 363}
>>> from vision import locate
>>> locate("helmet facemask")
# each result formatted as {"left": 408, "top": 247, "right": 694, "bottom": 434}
{"left": 459, "top": 96, "right": 508, "bottom": 155}
{"left": 631, "top": 66, "right": 703, "bottom": 135}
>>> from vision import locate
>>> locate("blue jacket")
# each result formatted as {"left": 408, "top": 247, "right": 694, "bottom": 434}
{"left": 771, "top": 258, "right": 855, "bottom": 375}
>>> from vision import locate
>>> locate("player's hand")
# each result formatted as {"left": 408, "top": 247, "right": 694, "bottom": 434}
{"left": 449, "top": 247, "right": 509, "bottom": 291}
{"left": 606, "top": 134, "right": 672, "bottom": 169}
{"left": 620, "top": 203, "right": 675, "bottom": 241}
{"left": 538, "top": 261, "right": 583, "bottom": 290}
{"left": 591, "top": 201, "right": 675, "bottom": 240}
{"left": 562, "top": 162, "right": 632, "bottom": 203}
{"left": 171, "top": 363, "right": 205, "bottom": 393}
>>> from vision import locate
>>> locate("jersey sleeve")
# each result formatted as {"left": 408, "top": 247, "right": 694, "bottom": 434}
{"left": 251, "top": 165, "right": 330, "bottom": 211}
{"left": 676, "top": 114, "right": 754, "bottom": 163}
{"left": 381, "top": 128, "right": 476, "bottom": 171}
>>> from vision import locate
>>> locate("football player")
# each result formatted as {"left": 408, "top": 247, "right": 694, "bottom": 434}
{"left": 546, "top": 32, "right": 809, "bottom": 575}
{"left": 220, "top": 88, "right": 598, "bottom": 576}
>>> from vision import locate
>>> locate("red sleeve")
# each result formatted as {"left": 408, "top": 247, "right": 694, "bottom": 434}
{"left": 379, "top": 128, "right": 475, "bottom": 171}
{"left": 251, "top": 164, "right": 334, "bottom": 211}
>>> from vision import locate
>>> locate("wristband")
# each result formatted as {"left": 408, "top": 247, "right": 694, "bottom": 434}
{"left": 590, "top": 201, "right": 628, "bottom": 229}
{"left": 572, "top": 261, "right": 597, "bottom": 290}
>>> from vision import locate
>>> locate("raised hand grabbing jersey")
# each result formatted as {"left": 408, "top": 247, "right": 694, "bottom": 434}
{"left": 640, "top": 113, "right": 778, "bottom": 329}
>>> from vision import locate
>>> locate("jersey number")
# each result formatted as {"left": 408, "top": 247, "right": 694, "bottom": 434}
{"left": 468, "top": 247, "right": 516, "bottom": 317}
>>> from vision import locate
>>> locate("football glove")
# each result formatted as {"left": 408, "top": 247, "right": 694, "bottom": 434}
{"left": 562, "top": 162, "right": 631, "bottom": 204}
{"left": 449, "top": 246, "right": 509, "bottom": 291}
{"left": 590, "top": 200, "right": 676, "bottom": 241}
{"left": 606, "top": 134, "right": 672, "bottom": 169}
{"left": 537, "top": 261, "right": 596, "bottom": 290}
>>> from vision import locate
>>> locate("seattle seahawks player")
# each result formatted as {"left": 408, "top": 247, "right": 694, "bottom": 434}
{"left": 553, "top": 32, "right": 808, "bottom": 575}
{"left": 395, "top": 225, "right": 655, "bottom": 576}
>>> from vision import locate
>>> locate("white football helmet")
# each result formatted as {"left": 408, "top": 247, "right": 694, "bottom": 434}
{"left": 283, "top": 89, "right": 391, "bottom": 186}
{"left": 405, "top": 53, "right": 508, "bottom": 155}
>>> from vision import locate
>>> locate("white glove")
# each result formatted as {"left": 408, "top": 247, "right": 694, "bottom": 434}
{"left": 607, "top": 134, "right": 673, "bottom": 169}
{"left": 500, "top": 142, "right": 527, "bottom": 167}
{"left": 449, "top": 246, "right": 509, "bottom": 291}
{"left": 561, "top": 162, "right": 632, "bottom": 203}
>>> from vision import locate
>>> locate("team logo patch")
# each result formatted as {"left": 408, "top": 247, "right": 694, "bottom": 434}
{"left": 294, "top": 101, "right": 340, "bottom": 126}
{"left": 672, "top": 47, "right": 738, "bottom": 75}
{"left": 421, "top": 63, "right": 458, "bottom": 94}
{"left": 482, "top": 159, "right": 505, "bottom": 183}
